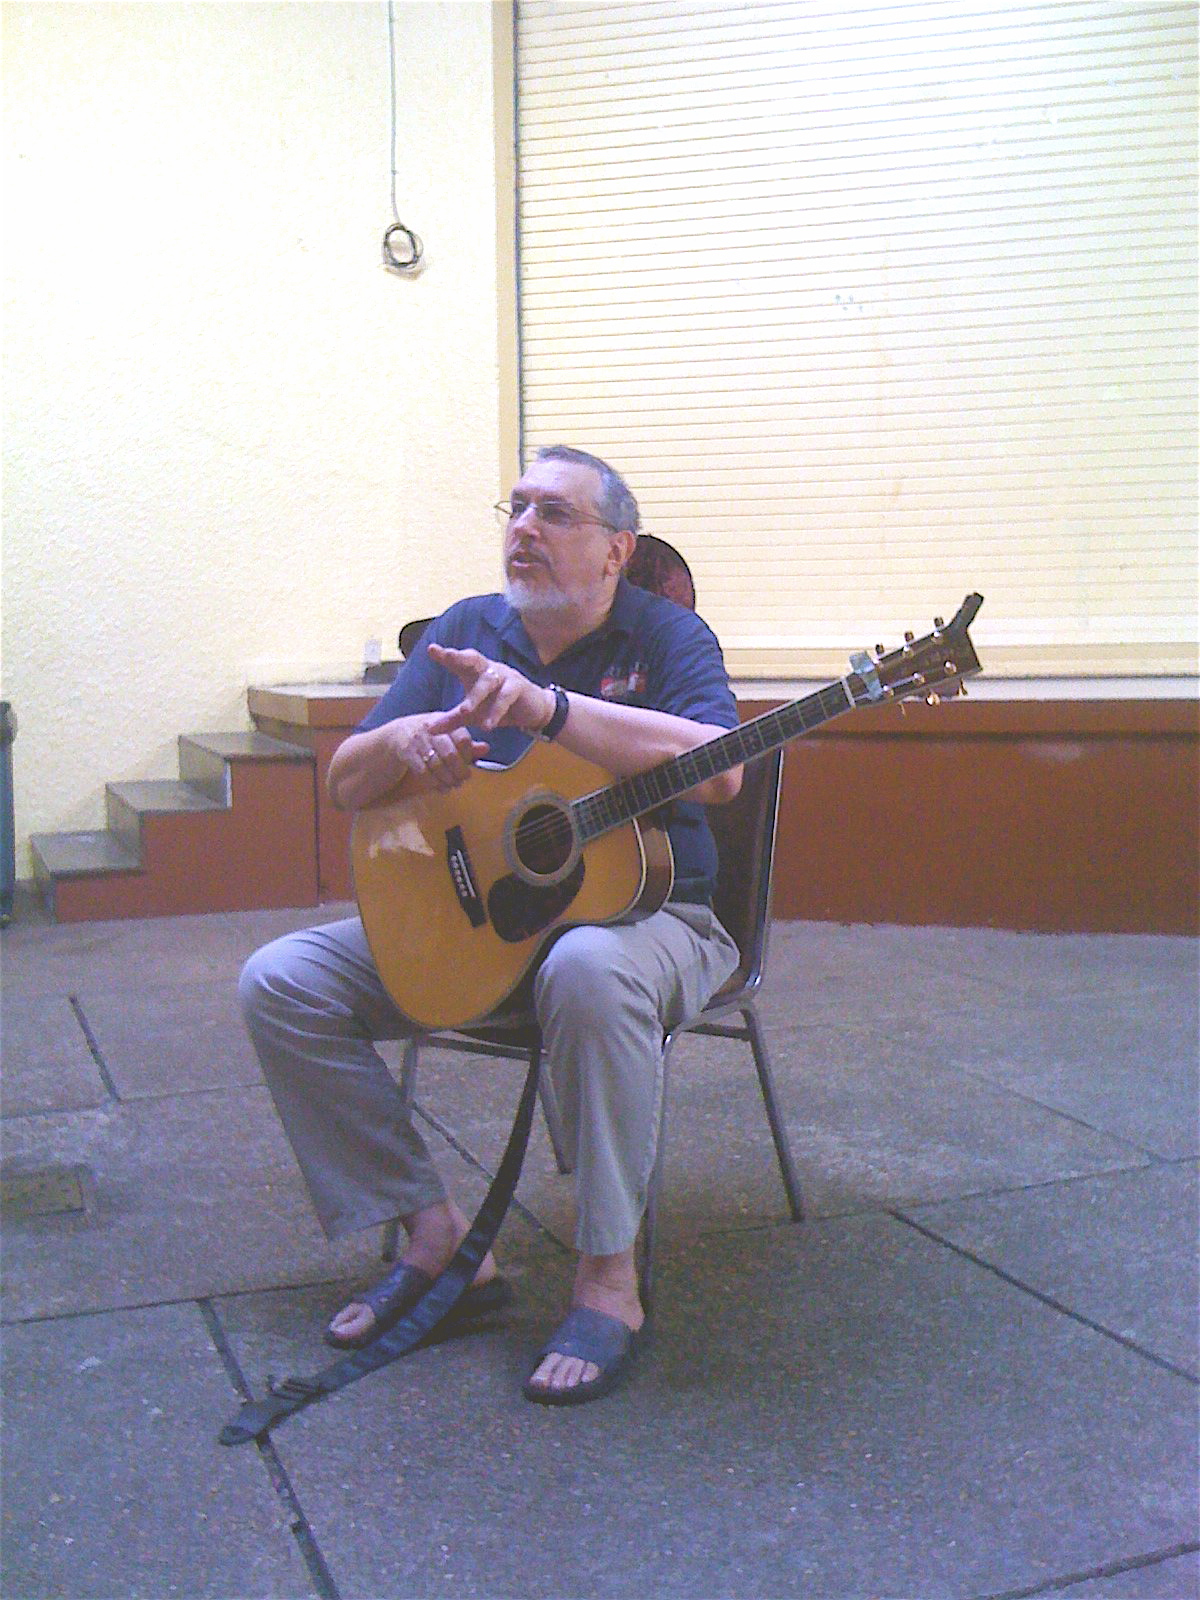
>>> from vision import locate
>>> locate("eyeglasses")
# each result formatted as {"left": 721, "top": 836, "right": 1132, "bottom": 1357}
{"left": 494, "top": 497, "right": 619, "bottom": 534}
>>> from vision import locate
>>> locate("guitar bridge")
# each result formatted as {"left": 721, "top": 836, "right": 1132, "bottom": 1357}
{"left": 445, "top": 826, "right": 487, "bottom": 928}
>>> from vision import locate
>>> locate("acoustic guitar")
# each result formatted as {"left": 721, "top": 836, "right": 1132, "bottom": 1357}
{"left": 353, "top": 594, "right": 984, "bottom": 1030}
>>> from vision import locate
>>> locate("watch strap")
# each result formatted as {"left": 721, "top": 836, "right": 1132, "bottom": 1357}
{"left": 539, "top": 685, "right": 570, "bottom": 741}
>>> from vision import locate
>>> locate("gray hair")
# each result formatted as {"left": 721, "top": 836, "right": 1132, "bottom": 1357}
{"left": 534, "top": 445, "right": 641, "bottom": 535}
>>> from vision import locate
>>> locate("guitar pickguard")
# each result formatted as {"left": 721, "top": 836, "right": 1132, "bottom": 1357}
{"left": 488, "top": 858, "right": 586, "bottom": 943}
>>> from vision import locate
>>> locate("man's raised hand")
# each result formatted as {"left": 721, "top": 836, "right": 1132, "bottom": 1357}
{"left": 426, "top": 644, "right": 556, "bottom": 737}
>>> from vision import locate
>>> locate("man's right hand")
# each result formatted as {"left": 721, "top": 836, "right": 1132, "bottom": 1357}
{"left": 326, "top": 713, "right": 489, "bottom": 810}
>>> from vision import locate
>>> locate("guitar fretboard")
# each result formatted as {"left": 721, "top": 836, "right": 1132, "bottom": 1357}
{"left": 572, "top": 678, "right": 856, "bottom": 842}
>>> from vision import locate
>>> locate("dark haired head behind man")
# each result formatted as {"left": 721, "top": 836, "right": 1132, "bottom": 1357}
{"left": 239, "top": 446, "right": 743, "bottom": 1404}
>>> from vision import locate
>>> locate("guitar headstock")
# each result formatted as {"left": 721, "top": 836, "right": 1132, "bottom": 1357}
{"left": 847, "top": 593, "right": 983, "bottom": 707}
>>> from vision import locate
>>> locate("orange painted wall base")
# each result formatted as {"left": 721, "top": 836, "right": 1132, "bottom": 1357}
{"left": 747, "top": 697, "right": 1199, "bottom": 936}
{"left": 250, "top": 683, "right": 1199, "bottom": 936}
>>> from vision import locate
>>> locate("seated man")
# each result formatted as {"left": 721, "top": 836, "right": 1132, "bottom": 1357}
{"left": 239, "top": 445, "right": 743, "bottom": 1406}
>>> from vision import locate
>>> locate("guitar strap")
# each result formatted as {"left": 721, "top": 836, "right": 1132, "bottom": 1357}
{"left": 218, "top": 1048, "right": 541, "bottom": 1447}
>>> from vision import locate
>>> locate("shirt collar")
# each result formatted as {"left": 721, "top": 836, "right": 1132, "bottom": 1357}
{"left": 486, "top": 579, "right": 637, "bottom": 669}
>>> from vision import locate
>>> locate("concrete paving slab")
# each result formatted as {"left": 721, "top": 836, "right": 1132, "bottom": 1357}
{"left": 0, "top": 990, "right": 109, "bottom": 1116}
{"left": 0, "top": 1302, "right": 312, "bottom": 1600}
{"left": 212, "top": 901, "right": 358, "bottom": 971}
{"left": 75, "top": 978, "right": 263, "bottom": 1098}
{"left": 0, "top": 1089, "right": 388, "bottom": 1320}
{"left": 905, "top": 925, "right": 1197, "bottom": 1005}
{"left": 1, "top": 910, "right": 249, "bottom": 997}
{"left": 766, "top": 924, "right": 1198, "bottom": 1016}
{"left": 762, "top": 920, "right": 1016, "bottom": 1027}
{"left": 211, "top": 1212, "right": 1198, "bottom": 1600}
{"left": 905, "top": 1162, "right": 1200, "bottom": 1377}
{"left": 1058, "top": 1549, "right": 1200, "bottom": 1597}
{"left": 1, "top": 906, "right": 1193, "bottom": 1600}
{"left": 883, "top": 992, "right": 1199, "bottom": 1161}
{"left": 663, "top": 1022, "right": 1154, "bottom": 1220}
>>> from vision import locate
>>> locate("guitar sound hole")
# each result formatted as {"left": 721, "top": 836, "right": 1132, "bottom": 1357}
{"left": 514, "top": 803, "right": 574, "bottom": 879}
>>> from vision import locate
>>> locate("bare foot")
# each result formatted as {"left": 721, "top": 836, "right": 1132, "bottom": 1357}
{"left": 526, "top": 1249, "right": 644, "bottom": 1398}
{"left": 327, "top": 1200, "right": 499, "bottom": 1345}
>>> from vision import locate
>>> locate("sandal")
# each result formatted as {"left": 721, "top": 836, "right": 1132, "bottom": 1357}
{"left": 325, "top": 1261, "right": 512, "bottom": 1350}
{"left": 523, "top": 1306, "right": 643, "bottom": 1407}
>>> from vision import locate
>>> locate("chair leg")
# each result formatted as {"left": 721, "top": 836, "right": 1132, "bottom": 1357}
{"left": 742, "top": 1003, "right": 805, "bottom": 1222}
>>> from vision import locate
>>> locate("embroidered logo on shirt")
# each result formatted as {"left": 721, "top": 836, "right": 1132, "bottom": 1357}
{"left": 600, "top": 664, "right": 648, "bottom": 703}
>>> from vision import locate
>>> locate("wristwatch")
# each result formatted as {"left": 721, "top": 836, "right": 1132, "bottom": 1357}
{"left": 538, "top": 684, "right": 570, "bottom": 741}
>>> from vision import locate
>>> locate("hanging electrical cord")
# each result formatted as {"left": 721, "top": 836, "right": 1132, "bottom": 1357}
{"left": 382, "top": 0, "right": 423, "bottom": 274}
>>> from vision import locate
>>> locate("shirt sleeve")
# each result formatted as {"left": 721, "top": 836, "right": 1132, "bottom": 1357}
{"left": 644, "top": 606, "right": 739, "bottom": 731}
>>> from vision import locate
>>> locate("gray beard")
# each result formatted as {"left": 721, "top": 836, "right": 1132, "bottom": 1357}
{"left": 503, "top": 577, "right": 575, "bottom": 616}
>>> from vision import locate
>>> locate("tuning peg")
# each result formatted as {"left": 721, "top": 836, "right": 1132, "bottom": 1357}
{"left": 904, "top": 630, "right": 915, "bottom": 645}
{"left": 925, "top": 692, "right": 940, "bottom": 706}
{"left": 933, "top": 615, "right": 945, "bottom": 630}
{"left": 874, "top": 644, "right": 886, "bottom": 658}
{"left": 943, "top": 660, "right": 958, "bottom": 674}
{"left": 912, "top": 672, "right": 926, "bottom": 686}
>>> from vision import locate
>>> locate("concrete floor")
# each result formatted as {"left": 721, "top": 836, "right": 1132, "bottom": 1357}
{"left": 1, "top": 898, "right": 1197, "bottom": 1600}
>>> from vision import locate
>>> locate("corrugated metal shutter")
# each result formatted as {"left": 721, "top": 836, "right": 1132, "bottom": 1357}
{"left": 515, "top": 1, "right": 1197, "bottom": 678}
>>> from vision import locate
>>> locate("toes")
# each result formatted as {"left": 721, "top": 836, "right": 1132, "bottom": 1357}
{"left": 328, "top": 1302, "right": 375, "bottom": 1340}
{"left": 528, "top": 1353, "right": 599, "bottom": 1393}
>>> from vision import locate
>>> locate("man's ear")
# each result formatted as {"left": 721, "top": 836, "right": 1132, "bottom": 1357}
{"left": 609, "top": 529, "right": 637, "bottom": 573}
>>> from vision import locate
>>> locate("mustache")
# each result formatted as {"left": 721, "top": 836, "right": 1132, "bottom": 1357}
{"left": 506, "top": 547, "right": 548, "bottom": 568}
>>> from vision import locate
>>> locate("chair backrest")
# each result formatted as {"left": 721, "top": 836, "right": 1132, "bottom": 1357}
{"left": 398, "top": 617, "right": 435, "bottom": 659}
{"left": 625, "top": 534, "right": 696, "bottom": 611}
{"left": 706, "top": 747, "right": 784, "bottom": 999}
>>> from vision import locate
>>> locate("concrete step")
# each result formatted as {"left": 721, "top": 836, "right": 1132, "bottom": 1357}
{"left": 29, "top": 829, "right": 141, "bottom": 878}
{"left": 178, "top": 731, "right": 309, "bottom": 803}
{"left": 31, "top": 730, "right": 318, "bottom": 923}
{"left": 105, "top": 780, "right": 225, "bottom": 846}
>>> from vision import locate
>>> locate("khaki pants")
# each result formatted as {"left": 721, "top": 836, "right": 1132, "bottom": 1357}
{"left": 239, "top": 907, "right": 739, "bottom": 1256}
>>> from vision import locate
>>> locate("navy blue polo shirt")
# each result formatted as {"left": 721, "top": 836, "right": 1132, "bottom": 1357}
{"left": 357, "top": 578, "right": 739, "bottom": 895}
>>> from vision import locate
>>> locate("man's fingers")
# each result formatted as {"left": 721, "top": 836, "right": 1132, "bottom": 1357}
{"left": 425, "top": 704, "right": 471, "bottom": 736}
{"left": 478, "top": 678, "right": 523, "bottom": 732}
{"left": 425, "top": 643, "right": 542, "bottom": 736}
{"left": 433, "top": 673, "right": 509, "bottom": 732}
{"left": 451, "top": 729, "right": 490, "bottom": 758}
{"left": 426, "top": 642, "right": 486, "bottom": 683}
{"left": 401, "top": 720, "right": 488, "bottom": 789}
{"left": 432, "top": 731, "right": 487, "bottom": 784}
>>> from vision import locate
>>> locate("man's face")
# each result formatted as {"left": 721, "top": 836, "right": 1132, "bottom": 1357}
{"left": 502, "top": 458, "right": 630, "bottom": 617}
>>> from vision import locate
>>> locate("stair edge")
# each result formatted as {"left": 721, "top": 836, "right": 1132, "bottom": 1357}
{"left": 30, "top": 829, "right": 143, "bottom": 879}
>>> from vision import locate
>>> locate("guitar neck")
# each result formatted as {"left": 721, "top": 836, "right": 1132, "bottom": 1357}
{"left": 570, "top": 592, "right": 984, "bottom": 842}
{"left": 572, "top": 677, "right": 857, "bottom": 843}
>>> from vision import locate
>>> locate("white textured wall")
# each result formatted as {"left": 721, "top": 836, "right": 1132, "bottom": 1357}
{"left": 2, "top": 1, "right": 506, "bottom": 874}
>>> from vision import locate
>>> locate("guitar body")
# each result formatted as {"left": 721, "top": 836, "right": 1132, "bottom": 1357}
{"left": 352, "top": 741, "right": 674, "bottom": 1030}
